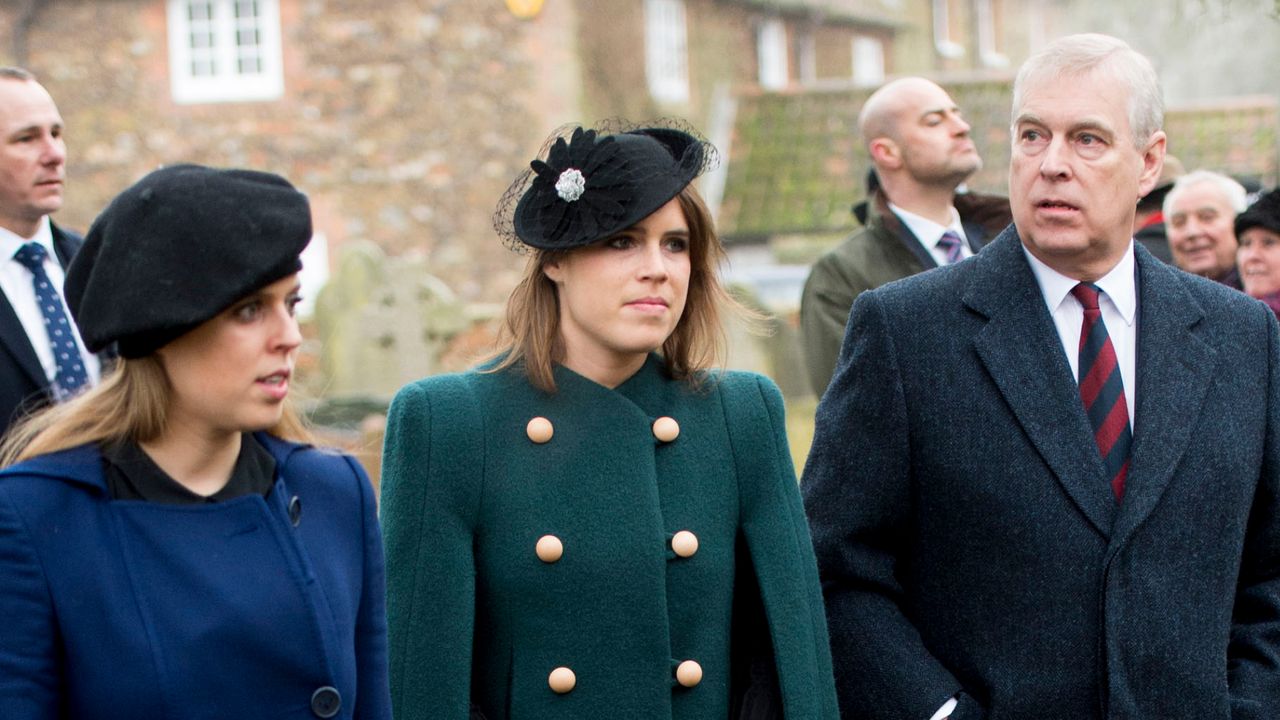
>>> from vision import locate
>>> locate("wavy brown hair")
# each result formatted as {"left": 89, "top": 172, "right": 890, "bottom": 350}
{"left": 0, "top": 356, "right": 312, "bottom": 467}
{"left": 489, "top": 184, "right": 749, "bottom": 393}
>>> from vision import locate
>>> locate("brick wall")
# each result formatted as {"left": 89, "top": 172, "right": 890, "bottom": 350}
{"left": 2, "top": 0, "right": 562, "bottom": 304}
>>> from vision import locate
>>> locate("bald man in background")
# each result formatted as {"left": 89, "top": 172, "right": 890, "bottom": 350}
{"left": 800, "top": 77, "right": 1010, "bottom": 397}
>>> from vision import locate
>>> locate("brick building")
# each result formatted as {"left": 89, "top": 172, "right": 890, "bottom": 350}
{"left": 0, "top": 0, "right": 1040, "bottom": 307}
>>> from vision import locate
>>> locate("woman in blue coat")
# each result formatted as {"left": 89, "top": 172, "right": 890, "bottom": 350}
{"left": 0, "top": 164, "right": 391, "bottom": 719}
{"left": 381, "top": 121, "right": 838, "bottom": 719}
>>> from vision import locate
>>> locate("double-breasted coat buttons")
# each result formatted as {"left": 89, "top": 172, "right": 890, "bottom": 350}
{"left": 548, "top": 666, "right": 576, "bottom": 693}
{"left": 536, "top": 534, "right": 564, "bottom": 563}
{"left": 675, "top": 660, "right": 703, "bottom": 688}
{"left": 527, "top": 416, "right": 554, "bottom": 444}
{"left": 652, "top": 416, "right": 680, "bottom": 443}
{"left": 671, "top": 530, "right": 699, "bottom": 558}
{"left": 310, "top": 686, "right": 342, "bottom": 718}
{"left": 288, "top": 496, "right": 303, "bottom": 527}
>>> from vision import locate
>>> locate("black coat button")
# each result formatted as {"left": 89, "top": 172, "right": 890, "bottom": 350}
{"left": 311, "top": 685, "right": 341, "bottom": 718}
{"left": 289, "top": 495, "right": 302, "bottom": 527}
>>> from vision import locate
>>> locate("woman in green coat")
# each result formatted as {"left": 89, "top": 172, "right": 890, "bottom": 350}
{"left": 380, "top": 120, "right": 838, "bottom": 719}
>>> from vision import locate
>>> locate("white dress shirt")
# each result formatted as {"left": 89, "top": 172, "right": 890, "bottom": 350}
{"left": 888, "top": 202, "right": 972, "bottom": 266}
{"left": 1022, "top": 242, "right": 1137, "bottom": 425}
{"left": 0, "top": 217, "right": 101, "bottom": 386}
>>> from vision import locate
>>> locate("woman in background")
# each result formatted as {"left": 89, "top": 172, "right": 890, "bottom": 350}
{"left": 1236, "top": 188, "right": 1280, "bottom": 319}
{"left": 0, "top": 164, "right": 390, "bottom": 719}
{"left": 381, "top": 121, "right": 837, "bottom": 719}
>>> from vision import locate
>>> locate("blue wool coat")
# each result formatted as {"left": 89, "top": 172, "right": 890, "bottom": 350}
{"left": 0, "top": 433, "right": 391, "bottom": 720}
{"left": 380, "top": 356, "right": 838, "bottom": 719}
{"left": 803, "top": 229, "right": 1280, "bottom": 719}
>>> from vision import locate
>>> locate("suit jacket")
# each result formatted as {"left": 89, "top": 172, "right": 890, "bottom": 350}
{"left": 381, "top": 356, "right": 838, "bottom": 719}
{"left": 798, "top": 191, "right": 1010, "bottom": 397}
{"left": 802, "top": 228, "right": 1280, "bottom": 720}
{"left": 0, "top": 222, "right": 96, "bottom": 433}
{"left": 0, "top": 433, "right": 392, "bottom": 719}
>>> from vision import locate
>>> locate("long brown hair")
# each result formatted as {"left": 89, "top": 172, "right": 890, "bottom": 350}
{"left": 0, "top": 356, "right": 312, "bottom": 467}
{"left": 489, "top": 184, "right": 751, "bottom": 393}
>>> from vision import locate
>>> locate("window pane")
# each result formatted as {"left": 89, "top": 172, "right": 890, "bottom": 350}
{"left": 191, "top": 58, "right": 215, "bottom": 76}
{"left": 852, "top": 36, "right": 885, "bottom": 86}
{"left": 757, "top": 18, "right": 788, "bottom": 90}
{"left": 645, "top": 0, "right": 689, "bottom": 103}
{"left": 170, "top": 0, "right": 284, "bottom": 103}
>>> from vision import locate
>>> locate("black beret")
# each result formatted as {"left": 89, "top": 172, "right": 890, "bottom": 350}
{"left": 1236, "top": 187, "right": 1280, "bottom": 239}
{"left": 65, "top": 164, "right": 311, "bottom": 358}
{"left": 501, "top": 123, "right": 715, "bottom": 251}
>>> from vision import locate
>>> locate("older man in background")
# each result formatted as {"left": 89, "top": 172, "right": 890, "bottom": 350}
{"left": 1165, "top": 169, "right": 1248, "bottom": 287}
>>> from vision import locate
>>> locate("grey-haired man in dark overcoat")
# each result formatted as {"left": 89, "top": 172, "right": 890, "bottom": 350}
{"left": 803, "top": 33, "right": 1280, "bottom": 720}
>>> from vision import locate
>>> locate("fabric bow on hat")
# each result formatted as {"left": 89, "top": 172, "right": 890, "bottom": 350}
{"left": 495, "top": 119, "right": 718, "bottom": 252}
{"left": 525, "top": 128, "right": 632, "bottom": 245}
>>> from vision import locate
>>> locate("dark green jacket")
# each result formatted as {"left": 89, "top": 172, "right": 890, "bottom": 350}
{"left": 799, "top": 191, "right": 1009, "bottom": 397}
{"left": 381, "top": 356, "right": 838, "bottom": 719}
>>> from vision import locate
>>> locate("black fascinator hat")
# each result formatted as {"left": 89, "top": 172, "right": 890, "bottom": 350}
{"left": 495, "top": 118, "right": 719, "bottom": 252}
{"left": 1236, "top": 187, "right": 1280, "bottom": 239}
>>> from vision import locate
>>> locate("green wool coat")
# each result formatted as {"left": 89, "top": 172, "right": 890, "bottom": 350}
{"left": 380, "top": 355, "right": 838, "bottom": 719}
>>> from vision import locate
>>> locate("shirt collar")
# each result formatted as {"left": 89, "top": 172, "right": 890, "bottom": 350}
{"left": 887, "top": 202, "right": 967, "bottom": 251}
{"left": 1022, "top": 239, "right": 1137, "bottom": 327}
{"left": 0, "top": 216, "right": 54, "bottom": 262}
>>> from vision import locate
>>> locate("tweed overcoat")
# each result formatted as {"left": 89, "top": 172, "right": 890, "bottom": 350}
{"left": 381, "top": 356, "right": 838, "bottom": 719}
{"left": 802, "top": 229, "right": 1280, "bottom": 720}
{"left": 0, "top": 433, "right": 391, "bottom": 720}
{"left": 798, "top": 191, "right": 1007, "bottom": 397}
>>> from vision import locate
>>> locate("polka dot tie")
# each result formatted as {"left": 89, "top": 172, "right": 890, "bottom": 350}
{"left": 12, "top": 243, "right": 89, "bottom": 400}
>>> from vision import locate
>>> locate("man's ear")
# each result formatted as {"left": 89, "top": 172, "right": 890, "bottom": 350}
{"left": 1136, "top": 131, "right": 1168, "bottom": 199}
{"left": 868, "top": 137, "right": 901, "bottom": 170}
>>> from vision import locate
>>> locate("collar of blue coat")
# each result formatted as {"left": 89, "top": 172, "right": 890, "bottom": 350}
{"left": 0, "top": 431, "right": 310, "bottom": 496}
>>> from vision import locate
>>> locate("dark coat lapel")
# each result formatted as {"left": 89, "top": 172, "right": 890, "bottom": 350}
{"left": 964, "top": 229, "right": 1115, "bottom": 538}
{"left": 0, "top": 294, "right": 45, "bottom": 388}
{"left": 1107, "top": 245, "right": 1216, "bottom": 552}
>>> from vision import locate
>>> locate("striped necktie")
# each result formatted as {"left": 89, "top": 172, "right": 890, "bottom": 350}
{"left": 937, "top": 230, "right": 964, "bottom": 264}
{"left": 1071, "top": 282, "right": 1131, "bottom": 501}
{"left": 12, "top": 242, "right": 90, "bottom": 401}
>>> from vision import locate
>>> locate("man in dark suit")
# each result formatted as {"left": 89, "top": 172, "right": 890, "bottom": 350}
{"left": 800, "top": 76, "right": 1010, "bottom": 397}
{"left": 803, "top": 34, "right": 1280, "bottom": 719}
{"left": 0, "top": 67, "right": 99, "bottom": 433}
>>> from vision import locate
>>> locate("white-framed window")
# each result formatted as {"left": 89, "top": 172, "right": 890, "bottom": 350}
{"left": 645, "top": 0, "right": 690, "bottom": 104}
{"left": 167, "top": 0, "right": 284, "bottom": 104}
{"left": 795, "top": 27, "right": 816, "bottom": 85}
{"left": 852, "top": 35, "right": 885, "bottom": 87}
{"left": 976, "top": 0, "right": 1008, "bottom": 67}
{"left": 932, "top": 0, "right": 965, "bottom": 59}
{"left": 756, "top": 17, "right": 788, "bottom": 90}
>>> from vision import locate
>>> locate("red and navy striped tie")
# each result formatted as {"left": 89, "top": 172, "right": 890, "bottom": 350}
{"left": 1071, "top": 282, "right": 1131, "bottom": 501}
